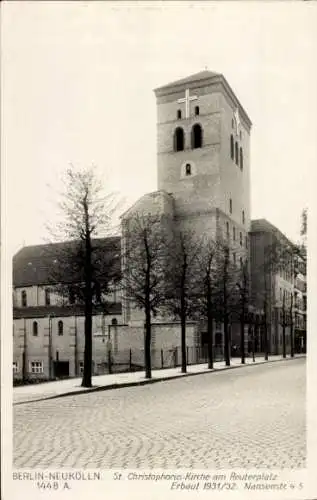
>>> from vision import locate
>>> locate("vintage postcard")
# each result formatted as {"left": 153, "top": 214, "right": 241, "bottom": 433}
{"left": 1, "top": 1, "right": 317, "bottom": 499}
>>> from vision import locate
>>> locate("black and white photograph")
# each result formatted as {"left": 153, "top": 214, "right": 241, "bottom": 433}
{"left": 1, "top": 1, "right": 316, "bottom": 499}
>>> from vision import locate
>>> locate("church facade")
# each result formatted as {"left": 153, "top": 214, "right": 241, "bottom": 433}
{"left": 121, "top": 70, "right": 252, "bottom": 349}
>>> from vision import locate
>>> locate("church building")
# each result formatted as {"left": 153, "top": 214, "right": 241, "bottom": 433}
{"left": 121, "top": 70, "right": 252, "bottom": 347}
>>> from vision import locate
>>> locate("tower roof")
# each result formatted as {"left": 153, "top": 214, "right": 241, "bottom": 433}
{"left": 154, "top": 70, "right": 252, "bottom": 128}
{"left": 154, "top": 70, "right": 221, "bottom": 92}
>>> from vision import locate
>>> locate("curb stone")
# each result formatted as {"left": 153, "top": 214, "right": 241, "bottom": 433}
{"left": 13, "top": 355, "right": 305, "bottom": 406}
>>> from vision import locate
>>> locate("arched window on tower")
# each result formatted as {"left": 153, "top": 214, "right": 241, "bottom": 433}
{"left": 240, "top": 147, "right": 244, "bottom": 170}
{"left": 21, "top": 290, "right": 27, "bottom": 307}
{"left": 33, "top": 321, "right": 38, "bottom": 336}
{"left": 185, "top": 163, "right": 191, "bottom": 176}
{"left": 235, "top": 142, "right": 239, "bottom": 165}
{"left": 195, "top": 106, "right": 200, "bottom": 116}
{"left": 174, "top": 127, "right": 184, "bottom": 152}
{"left": 230, "top": 135, "right": 234, "bottom": 160}
{"left": 177, "top": 109, "right": 182, "bottom": 119}
{"left": 58, "top": 320, "right": 64, "bottom": 336}
{"left": 191, "top": 124, "right": 203, "bottom": 149}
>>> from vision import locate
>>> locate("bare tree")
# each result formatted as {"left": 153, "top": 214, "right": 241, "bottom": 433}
{"left": 47, "top": 166, "right": 121, "bottom": 387}
{"left": 122, "top": 212, "right": 169, "bottom": 379}
{"left": 235, "top": 259, "right": 250, "bottom": 364}
{"left": 165, "top": 229, "right": 202, "bottom": 373}
{"left": 195, "top": 239, "right": 218, "bottom": 369}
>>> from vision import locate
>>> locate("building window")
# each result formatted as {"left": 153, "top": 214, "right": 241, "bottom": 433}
{"left": 229, "top": 198, "right": 232, "bottom": 214}
{"left": 33, "top": 321, "right": 38, "bottom": 336}
{"left": 240, "top": 232, "right": 243, "bottom": 246}
{"left": 185, "top": 163, "right": 191, "bottom": 176}
{"left": 13, "top": 362, "right": 19, "bottom": 374}
{"left": 245, "top": 235, "right": 248, "bottom": 249}
{"left": 112, "top": 318, "right": 118, "bottom": 326}
{"left": 195, "top": 106, "right": 199, "bottom": 116}
{"left": 240, "top": 130, "right": 242, "bottom": 140}
{"left": 233, "top": 252, "right": 236, "bottom": 265}
{"left": 30, "top": 361, "right": 44, "bottom": 374}
{"left": 69, "top": 289, "right": 75, "bottom": 305}
{"left": 174, "top": 127, "right": 184, "bottom": 152}
{"left": 231, "top": 118, "right": 234, "bottom": 129}
{"left": 240, "top": 257, "right": 243, "bottom": 268}
{"left": 226, "top": 222, "right": 229, "bottom": 238}
{"left": 240, "top": 147, "right": 244, "bottom": 170}
{"left": 230, "top": 135, "right": 234, "bottom": 160}
{"left": 58, "top": 320, "right": 64, "bottom": 336}
{"left": 45, "top": 289, "right": 50, "bottom": 306}
{"left": 177, "top": 109, "right": 182, "bottom": 119}
{"left": 191, "top": 123, "right": 203, "bottom": 149}
{"left": 235, "top": 142, "right": 239, "bottom": 166}
{"left": 280, "top": 288, "right": 283, "bottom": 300}
{"left": 79, "top": 361, "right": 84, "bottom": 374}
{"left": 233, "top": 227, "right": 236, "bottom": 241}
{"left": 242, "top": 210, "right": 245, "bottom": 224}
{"left": 21, "top": 290, "right": 27, "bottom": 307}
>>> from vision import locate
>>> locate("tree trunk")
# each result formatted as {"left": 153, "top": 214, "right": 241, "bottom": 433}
{"left": 180, "top": 304, "right": 187, "bottom": 374}
{"left": 224, "top": 313, "right": 230, "bottom": 366}
{"left": 207, "top": 290, "right": 213, "bottom": 369}
{"left": 82, "top": 225, "right": 93, "bottom": 388}
{"left": 240, "top": 306, "right": 245, "bottom": 364}
{"left": 282, "top": 292, "right": 286, "bottom": 358}
{"left": 290, "top": 295, "right": 294, "bottom": 358}
{"left": 82, "top": 305, "right": 93, "bottom": 387}
{"left": 144, "top": 306, "right": 152, "bottom": 379}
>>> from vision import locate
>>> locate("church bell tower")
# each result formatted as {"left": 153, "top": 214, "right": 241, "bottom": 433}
{"left": 154, "top": 70, "right": 252, "bottom": 251}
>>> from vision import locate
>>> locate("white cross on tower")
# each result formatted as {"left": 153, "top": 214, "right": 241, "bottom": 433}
{"left": 177, "top": 88, "right": 198, "bottom": 119}
{"left": 233, "top": 108, "right": 241, "bottom": 136}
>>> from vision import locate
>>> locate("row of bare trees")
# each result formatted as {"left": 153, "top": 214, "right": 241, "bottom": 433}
{"left": 122, "top": 211, "right": 253, "bottom": 379}
{"left": 48, "top": 166, "right": 305, "bottom": 387}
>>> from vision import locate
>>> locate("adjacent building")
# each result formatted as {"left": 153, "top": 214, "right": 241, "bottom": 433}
{"left": 250, "top": 219, "right": 306, "bottom": 355}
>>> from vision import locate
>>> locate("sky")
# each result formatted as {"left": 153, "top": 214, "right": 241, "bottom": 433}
{"left": 2, "top": 1, "right": 317, "bottom": 258}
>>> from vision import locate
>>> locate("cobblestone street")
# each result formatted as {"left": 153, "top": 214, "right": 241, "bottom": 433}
{"left": 13, "top": 358, "right": 306, "bottom": 469}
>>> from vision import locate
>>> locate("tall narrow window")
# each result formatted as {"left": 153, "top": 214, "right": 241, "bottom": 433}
{"left": 231, "top": 118, "right": 234, "bottom": 129}
{"left": 191, "top": 124, "right": 203, "bottom": 149}
{"left": 58, "top": 320, "right": 64, "bottom": 336}
{"left": 195, "top": 106, "right": 200, "bottom": 116}
{"left": 185, "top": 163, "right": 191, "bottom": 176}
{"left": 33, "top": 321, "right": 38, "bottom": 336}
{"left": 233, "top": 252, "right": 236, "bottom": 265}
{"left": 177, "top": 109, "right": 182, "bottom": 119}
{"left": 242, "top": 210, "right": 245, "bottom": 224}
{"left": 21, "top": 290, "right": 27, "bottom": 307}
{"left": 69, "top": 289, "right": 75, "bottom": 305}
{"left": 226, "top": 222, "right": 229, "bottom": 238}
{"left": 240, "top": 257, "right": 243, "bottom": 268}
{"left": 240, "top": 147, "right": 244, "bottom": 170}
{"left": 229, "top": 198, "right": 232, "bottom": 214}
{"left": 235, "top": 142, "right": 239, "bottom": 165}
{"left": 233, "top": 227, "right": 236, "bottom": 241}
{"left": 245, "top": 235, "right": 248, "bottom": 249}
{"left": 230, "top": 135, "right": 234, "bottom": 160}
{"left": 174, "top": 127, "right": 184, "bottom": 152}
{"left": 240, "top": 232, "right": 243, "bottom": 246}
{"left": 45, "top": 288, "right": 50, "bottom": 306}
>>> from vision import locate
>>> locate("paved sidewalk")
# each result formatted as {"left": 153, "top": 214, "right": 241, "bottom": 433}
{"left": 13, "top": 354, "right": 305, "bottom": 405}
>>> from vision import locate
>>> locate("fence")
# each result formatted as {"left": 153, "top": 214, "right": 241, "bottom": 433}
{"left": 93, "top": 345, "right": 227, "bottom": 376}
